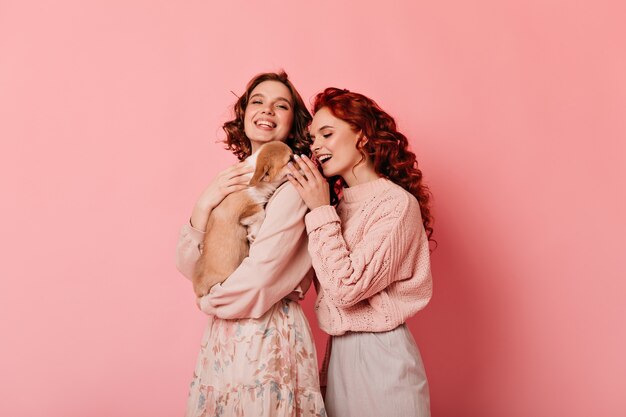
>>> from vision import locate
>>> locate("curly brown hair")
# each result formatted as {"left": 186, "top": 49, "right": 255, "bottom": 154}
{"left": 312, "top": 87, "right": 434, "bottom": 241}
{"left": 223, "top": 71, "right": 312, "bottom": 161}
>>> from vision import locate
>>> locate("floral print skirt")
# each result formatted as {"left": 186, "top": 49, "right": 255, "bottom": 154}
{"left": 185, "top": 299, "right": 326, "bottom": 417}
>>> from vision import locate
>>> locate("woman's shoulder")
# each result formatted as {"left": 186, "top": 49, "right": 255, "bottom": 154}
{"left": 270, "top": 181, "right": 299, "bottom": 200}
{"left": 378, "top": 179, "right": 422, "bottom": 219}
{"left": 379, "top": 179, "right": 416, "bottom": 205}
{"left": 266, "top": 181, "right": 305, "bottom": 210}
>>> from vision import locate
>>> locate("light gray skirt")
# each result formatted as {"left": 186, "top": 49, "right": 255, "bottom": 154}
{"left": 325, "top": 324, "right": 430, "bottom": 417}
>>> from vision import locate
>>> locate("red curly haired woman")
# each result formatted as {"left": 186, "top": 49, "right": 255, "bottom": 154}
{"left": 287, "top": 88, "right": 434, "bottom": 417}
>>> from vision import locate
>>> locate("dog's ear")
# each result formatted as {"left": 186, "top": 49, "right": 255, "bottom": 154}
{"left": 249, "top": 163, "right": 270, "bottom": 186}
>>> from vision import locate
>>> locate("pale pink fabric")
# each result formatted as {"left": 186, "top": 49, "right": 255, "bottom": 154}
{"left": 176, "top": 182, "right": 325, "bottom": 416}
{"left": 176, "top": 182, "right": 314, "bottom": 319}
{"left": 305, "top": 178, "right": 433, "bottom": 336}
{"left": 324, "top": 325, "right": 430, "bottom": 417}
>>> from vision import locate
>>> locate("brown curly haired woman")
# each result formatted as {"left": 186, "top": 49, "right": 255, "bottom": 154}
{"left": 176, "top": 72, "right": 325, "bottom": 416}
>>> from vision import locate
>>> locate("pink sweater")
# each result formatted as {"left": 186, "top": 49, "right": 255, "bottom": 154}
{"left": 305, "top": 177, "right": 432, "bottom": 336}
{"left": 175, "top": 183, "right": 314, "bottom": 319}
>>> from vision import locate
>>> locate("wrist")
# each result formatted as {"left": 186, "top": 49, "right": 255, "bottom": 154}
{"left": 311, "top": 197, "right": 330, "bottom": 210}
{"left": 190, "top": 205, "right": 212, "bottom": 232}
{"left": 309, "top": 202, "right": 327, "bottom": 210}
{"left": 198, "top": 196, "right": 218, "bottom": 211}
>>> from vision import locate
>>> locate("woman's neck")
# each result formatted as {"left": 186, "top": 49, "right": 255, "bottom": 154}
{"left": 342, "top": 161, "right": 381, "bottom": 187}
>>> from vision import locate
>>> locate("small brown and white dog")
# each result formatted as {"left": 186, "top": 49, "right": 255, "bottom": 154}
{"left": 192, "top": 141, "right": 293, "bottom": 297}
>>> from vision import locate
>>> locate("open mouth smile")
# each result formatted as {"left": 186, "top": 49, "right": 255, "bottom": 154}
{"left": 317, "top": 154, "right": 332, "bottom": 164}
{"left": 255, "top": 119, "right": 276, "bottom": 129}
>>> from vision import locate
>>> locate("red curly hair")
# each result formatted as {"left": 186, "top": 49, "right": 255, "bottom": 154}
{"left": 312, "top": 87, "right": 434, "bottom": 241}
{"left": 223, "top": 71, "right": 312, "bottom": 161}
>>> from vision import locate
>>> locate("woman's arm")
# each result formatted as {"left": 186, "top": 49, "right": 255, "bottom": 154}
{"left": 174, "top": 222, "right": 205, "bottom": 280}
{"left": 174, "top": 218, "right": 312, "bottom": 293}
{"left": 197, "top": 183, "right": 313, "bottom": 319}
{"left": 175, "top": 161, "right": 253, "bottom": 278}
{"left": 286, "top": 154, "right": 425, "bottom": 309}
{"left": 305, "top": 192, "right": 424, "bottom": 308}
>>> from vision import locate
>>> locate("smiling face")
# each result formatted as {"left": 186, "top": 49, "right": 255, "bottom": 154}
{"left": 309, "top": 107, "right": 379, "bottom": 186}
{"left": 243, "top": 80, "right": 295, "bottom": 153}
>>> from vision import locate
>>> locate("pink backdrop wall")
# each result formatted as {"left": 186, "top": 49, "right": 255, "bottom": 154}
{"left": 1, "top": 1, "right": 624, "bottom": 416}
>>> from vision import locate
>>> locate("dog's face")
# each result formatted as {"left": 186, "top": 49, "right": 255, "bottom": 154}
{"left": 249, "top": 142, "right": 294, "bottom": 186}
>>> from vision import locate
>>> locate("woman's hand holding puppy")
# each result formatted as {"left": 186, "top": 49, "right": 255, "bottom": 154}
{"left": 190, "top": 161, "right": 254, "bottom": 231}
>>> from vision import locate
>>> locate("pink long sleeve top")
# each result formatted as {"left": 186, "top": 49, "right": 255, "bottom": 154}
{"left": 305, "top": 177, "right": 433, "bottom": 336}
{"left": 175, "top": 182, "right": 314, "bottom": 319}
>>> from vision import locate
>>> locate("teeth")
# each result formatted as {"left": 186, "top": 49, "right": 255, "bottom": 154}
{"left": 318, "top": 155, "right": 332, "bottom": 163}
{"left": 256, "top": 120, "right": 275, "bottom": 128}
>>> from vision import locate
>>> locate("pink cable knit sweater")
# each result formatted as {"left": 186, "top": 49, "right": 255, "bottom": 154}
{"left": 305, "top": 177, "right": 432, "bottom": 336}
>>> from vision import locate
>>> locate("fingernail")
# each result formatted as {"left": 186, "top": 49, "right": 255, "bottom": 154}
{"left": 293, "top": 154, "right": 300, "bottom": 159}
{"left": 288, "top": 162, "right": 293, "bottom": 167}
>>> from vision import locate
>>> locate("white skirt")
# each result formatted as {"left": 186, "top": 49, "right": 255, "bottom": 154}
{"left": 325, "top": 324, "right": 430, "bottom": 417}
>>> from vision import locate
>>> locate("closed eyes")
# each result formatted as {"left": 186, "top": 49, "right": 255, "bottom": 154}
{"left": 250, "top": 100, "right": 290, "bottom": 110}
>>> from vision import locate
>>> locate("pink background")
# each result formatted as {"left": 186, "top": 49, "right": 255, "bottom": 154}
{"left": 1, "top": 1, "right": 625, "bottom": 416}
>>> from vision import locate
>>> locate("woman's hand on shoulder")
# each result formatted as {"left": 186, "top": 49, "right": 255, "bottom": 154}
{"left": 287, "top": 154, "right": 330, "bottom": 210}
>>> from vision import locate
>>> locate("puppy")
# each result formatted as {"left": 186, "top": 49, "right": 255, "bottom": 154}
{"left": 193, "top": 141, "right": 293, "bottom": 297}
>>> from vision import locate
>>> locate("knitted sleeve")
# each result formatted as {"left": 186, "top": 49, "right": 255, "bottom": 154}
{"left": 305, "top": 191, "right": 422, "bottom": 308}
{"left": 198, "top": 183, "right": 313, "bottom": 319}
